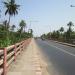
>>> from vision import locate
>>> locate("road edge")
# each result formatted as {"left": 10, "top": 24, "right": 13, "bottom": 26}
{"left": 49, "top": 40, "right": 75, "bottom": 48}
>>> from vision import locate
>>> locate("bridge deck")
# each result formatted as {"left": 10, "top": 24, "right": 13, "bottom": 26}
{"left": 7, "top": 39, "right": 49, "bottom": 75}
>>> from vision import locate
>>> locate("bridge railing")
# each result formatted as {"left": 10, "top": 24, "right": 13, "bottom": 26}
{"left": 0, "top": 38, "right": 31, "bottom": 75}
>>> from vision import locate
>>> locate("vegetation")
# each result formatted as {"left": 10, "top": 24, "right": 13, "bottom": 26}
{"left": 3, "top": 0, "right": 20, "bottom": 25}
{"left": 0, "top": 0, "right": 33, "bottom": 47}
{"left": 19, "top": 20, "right": 27, "bottom": 38}
{"left": 0, "top": 0, "right": 75, "bottom": 47}
{"left": 0, "top": 20, "right": 33, "bottom": 47}
{"left": 41, "top": 21, "right": 75, "bottom": 44}
{"left": 28, "top": 29, "right": 33, "bottom": 37}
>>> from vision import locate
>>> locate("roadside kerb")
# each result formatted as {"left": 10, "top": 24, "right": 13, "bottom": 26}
{"left": 50, "top": 40, "right": 75, "bottom": 47}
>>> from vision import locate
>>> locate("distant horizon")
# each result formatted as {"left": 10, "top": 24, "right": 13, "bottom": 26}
{"left": 0, "top": 0, "right": 75, "bottom": 37}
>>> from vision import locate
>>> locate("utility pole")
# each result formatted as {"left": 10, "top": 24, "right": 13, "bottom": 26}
{"left": 28, "top": 20, "right": 39, "bottom": 35}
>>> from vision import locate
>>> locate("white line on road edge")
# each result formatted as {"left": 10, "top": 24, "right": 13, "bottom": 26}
{"left": 44, "top": 42, "right": 75, "bottom": 57}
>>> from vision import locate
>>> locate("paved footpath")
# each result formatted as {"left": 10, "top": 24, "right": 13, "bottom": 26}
{"left": 7, "top": 39, "right": 49, "bottom": 75}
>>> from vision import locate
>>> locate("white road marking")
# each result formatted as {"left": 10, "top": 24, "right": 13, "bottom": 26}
{"left": 44, "top": 42, "right": 75, "bottom": 57}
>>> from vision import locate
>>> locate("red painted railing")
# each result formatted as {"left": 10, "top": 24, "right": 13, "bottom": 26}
{"left": 0, "top": 38, "right": 31, "bottom": 75}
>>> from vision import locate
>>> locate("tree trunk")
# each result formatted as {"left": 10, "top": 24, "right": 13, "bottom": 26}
{"left": 6, "top": 15, "right": 11, "bottom": 45}
{"left": 24, "top": 27, "right": 25, "bottom": 33}
{"left": 8, "top": 15, "right": 10, "bottom": 27}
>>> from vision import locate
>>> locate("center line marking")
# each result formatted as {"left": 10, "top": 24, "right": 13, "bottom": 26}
{"left": 44, "top": 42, "right": 75, "bottom": 57}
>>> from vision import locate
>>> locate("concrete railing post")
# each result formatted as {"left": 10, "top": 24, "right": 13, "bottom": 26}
{"left": 20, "top": 43, "right": 22, "bottom": 54}
{"left": 23, "top": 41, "right": 25, "bottom": 49}
{"left": 3, "top": 48, "right": 7, "bottom": 75}
{"left": 14, "top": 45, "right": 16, "bottom": 62}
{"left": 2, "top": 38, "right": 31, "bottom": 75}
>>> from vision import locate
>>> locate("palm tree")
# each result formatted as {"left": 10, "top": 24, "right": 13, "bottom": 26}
{"left": 60, "top": 27, "right": 64, "bottom": 33}
{"left": 67, "top": 21, "right": 74, "bottom": 42}
{"left": 29, "top": 29, "right": 33, "bottom": 37}
{"left": 19, "top": 20, "right": 26, "bottom": 33}
{"left": 3, "top": 20, "right": 9, "bottom": 31}
{"left": 19, "top": 20, "right": 26, "bottom": 39}
{"left": 67, "top": 21, "right": 74, "bottom": 29}
{"left": 3, "top": 0, "right": 20, "bottom": 26}
{"left": 30, "top": 29, "right": 33, "bottom": 34}
{"left": 3, "top": 0, "right": 20, "bottom": 46}
{"left": 59, "top": 27, "right": 64, "bottom": 41}
{"left": 11, "top": 24, "right": 16, "bottom": 31}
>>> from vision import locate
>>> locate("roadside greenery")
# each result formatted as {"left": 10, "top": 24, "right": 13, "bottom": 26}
{"left": 0, "top": 0, "right": 33, "bottom": 47}
{"left": 0, "top": 20, "right": 33, "bottom": 47}
{"left": 41, "top": 21, "right": 75, "bottom": 44}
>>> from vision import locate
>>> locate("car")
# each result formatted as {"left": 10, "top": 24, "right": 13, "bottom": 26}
{"left": 41, "top": 38, "right": 45, "bottom": 40}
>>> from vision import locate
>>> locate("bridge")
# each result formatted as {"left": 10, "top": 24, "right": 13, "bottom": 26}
{"left": 0, "top": 38, "right": 48, "bottom": 75}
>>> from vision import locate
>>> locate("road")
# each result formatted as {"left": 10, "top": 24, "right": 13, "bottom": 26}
{"left": 35, "top": 39, "right": 75, "bottom": 75}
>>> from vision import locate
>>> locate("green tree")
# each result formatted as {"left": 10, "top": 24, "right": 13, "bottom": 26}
{"left": 11, "top": 24, "right": 16, "bottom": 31}
{"left": 67, "top": 21, "right": 74, "bottom": 29}
{"left": 46, "top": 32, "right": 51, "bottom": 39}
{"left": 59, "top": 27, "right": 64, "bottom": 40}
{"left": 19, "top": 20, "right": 26, "bottom": 33}
{"left": 56, "top": 30, "right": 60, "bottom": 39}
{"left": 60, "top": 27, "right": 64, "bottom": 33}
{"left": 67, "top": 21, "right": 74, "bottom": 41}
{"left": 19, "top": 20, "right": 26, "bottom": 39}
{"left": 51, "top": 31, "right": 56, "bottom": 39}
{"left": 3, "top": 0, "right": 20, "bottom": 46}
{"left": 3, "top": 20, "right": 9, "bottom": 31}
{"left": 3, "top": 0, "right": 20, "bottom": 26}
{"left": 29, "top": 29, "right": 33, "bottom": 37}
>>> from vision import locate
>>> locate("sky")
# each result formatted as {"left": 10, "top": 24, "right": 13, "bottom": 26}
{"left": 0, "top": 0, "right": 75, "bottom": 36}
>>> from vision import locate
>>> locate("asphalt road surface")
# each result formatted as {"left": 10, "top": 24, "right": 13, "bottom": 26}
{"left": 35, "top": 39, "right": 75, "bottom": 75}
